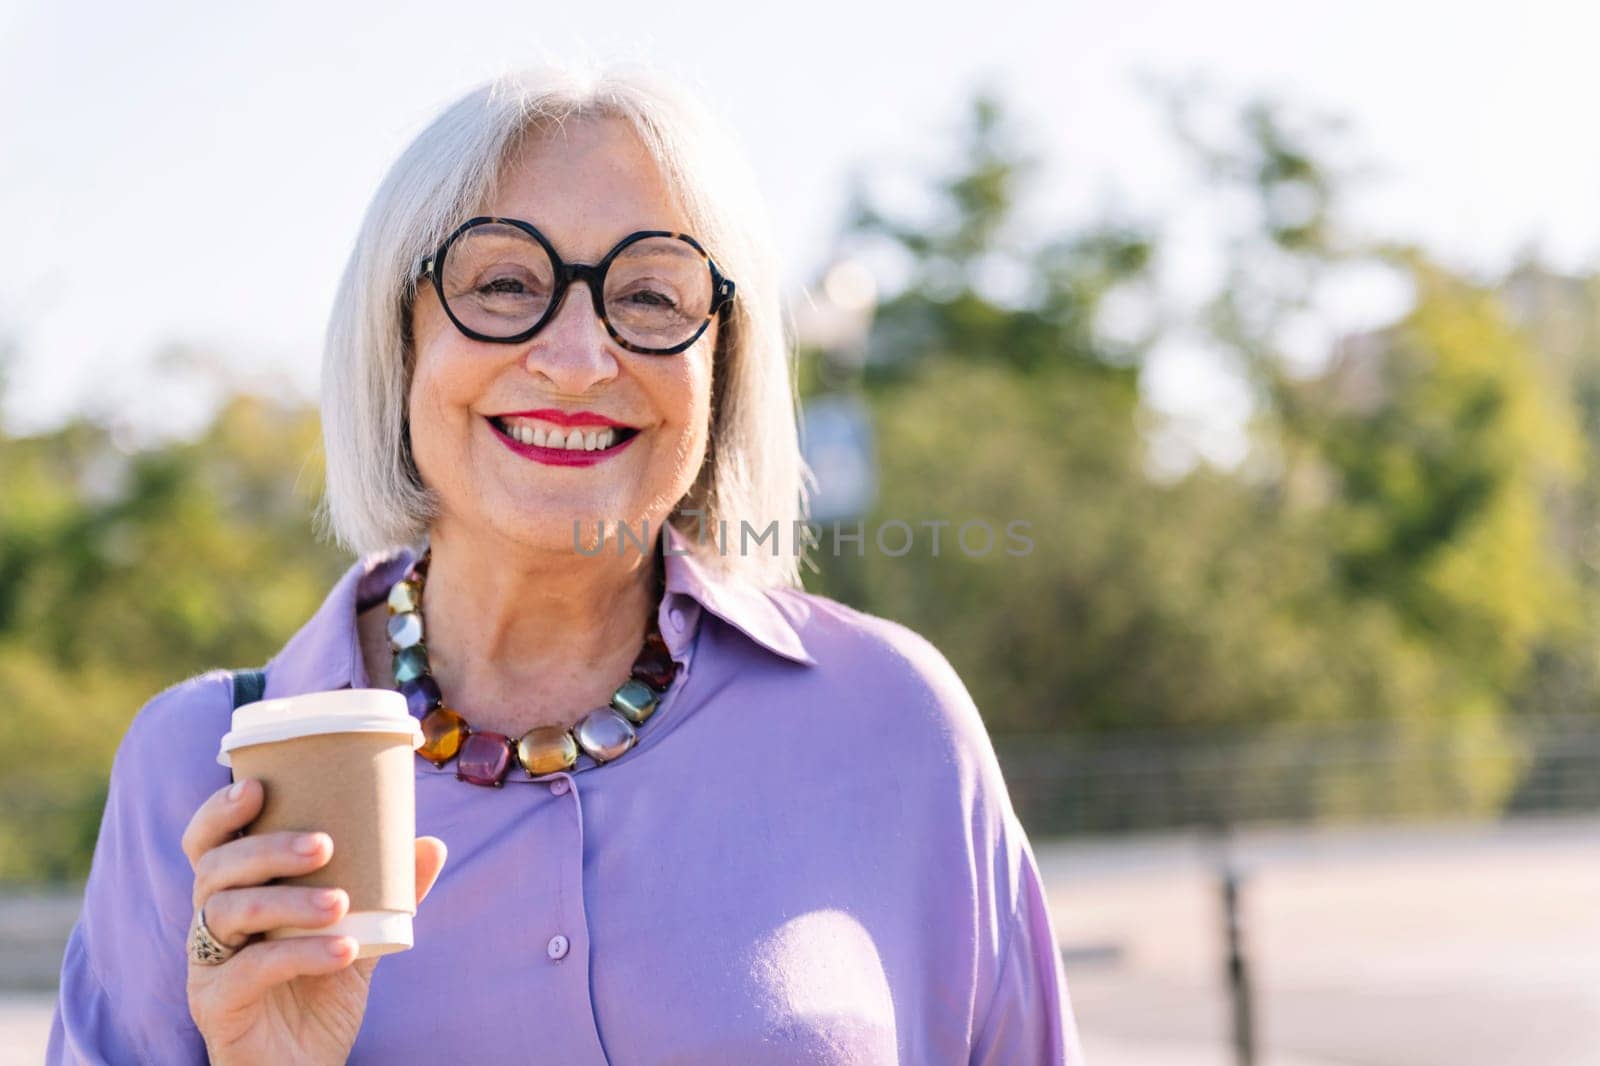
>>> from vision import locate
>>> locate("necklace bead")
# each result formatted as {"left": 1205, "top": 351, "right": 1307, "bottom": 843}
{"left": 393, "top": 646, "right": 429, "bottom": 684}
{"left": 400, "top": 675, "right": 442, "bottom": 718}
{"left": 456, "top": 731, "right": 514, "bottom": 786}
{"left": 418, "top": 706, "right": 468, "bottom": 766}
{"left": 515, "top": 726, "right": 580, "bottom": 775}
{"left": 387, "top": 612, "right": 424, "bottom": 649}
{"left": 387, "top": 545, "right": 676, "bottom": 787}
{"left": 388, "top": 579, "right": 421, "bottom": 614}
{"left": 611, "top": 679, "right": 660, "bottom": 726}
{"left": 632, "top": 634, "right": 675, "bottom": 690}
{"left": 574, "top": 707, "right": 637, "bottom": 763}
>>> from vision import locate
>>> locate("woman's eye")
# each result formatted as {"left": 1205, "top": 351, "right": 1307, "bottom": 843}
{"left": 481, "top": 276, "right": 530, "bottom": 295}
{"left": 625, "top": 288, "right": 678, "bottom": 309}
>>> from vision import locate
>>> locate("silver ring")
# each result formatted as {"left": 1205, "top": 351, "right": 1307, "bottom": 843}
{"left": 188, "top": 901, "right": 241, "bottom": 966}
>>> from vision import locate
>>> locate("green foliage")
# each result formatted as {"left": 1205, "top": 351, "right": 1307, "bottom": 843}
{"left": 802, "top": 89, "right": 1594, "bottom": 825}
{"left": 845, "top": 93, "right": 1155, "bottom": 382}
{"left": 1312, "top": 260, "right": 1584, "bottom": 689}
{"left": 0, "top": 392, "right": 347, "bottom": 881}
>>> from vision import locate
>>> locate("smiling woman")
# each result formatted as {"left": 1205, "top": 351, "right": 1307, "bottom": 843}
{"left": 47, "top": 62, "right": 1083, "bottom": 1065}
{"left": 403, "top": 117, "right": 725, "bottom": 572}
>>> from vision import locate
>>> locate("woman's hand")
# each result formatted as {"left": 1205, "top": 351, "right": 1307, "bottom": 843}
{"left": 183, "top": 778, "right": 448, "bottom": 1066}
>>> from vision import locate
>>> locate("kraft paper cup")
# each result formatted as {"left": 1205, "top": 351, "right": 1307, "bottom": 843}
{"left": 217, "top": 688, "right": 425, "bottom": 959}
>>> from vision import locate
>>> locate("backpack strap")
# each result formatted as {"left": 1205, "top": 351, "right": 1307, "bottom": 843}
{"left": 230, "top": 669, "right": 267, "bottom": 710}
{"left": 223, "top": 669, "right": 267, "bottom": 786}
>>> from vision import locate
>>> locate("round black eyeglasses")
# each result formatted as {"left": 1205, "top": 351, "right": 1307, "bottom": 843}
{"left": 415, "top": 216, "right": 737, "bottom": 356}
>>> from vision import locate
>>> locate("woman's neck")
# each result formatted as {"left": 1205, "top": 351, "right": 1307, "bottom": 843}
{"left": 379, "top": 523, "right": 661, "bottom": 736}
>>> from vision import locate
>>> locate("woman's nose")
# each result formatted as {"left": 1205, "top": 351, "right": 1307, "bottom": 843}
{"left": 522, "top": 280, "right": 619, "bottom": 392}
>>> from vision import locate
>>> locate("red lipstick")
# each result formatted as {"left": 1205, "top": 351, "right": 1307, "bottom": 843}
{"left": 494, "top": 408, "right": 634, "bottom": 428}
{"left": 486, "top": 416, "right": 639, "bottom": 468}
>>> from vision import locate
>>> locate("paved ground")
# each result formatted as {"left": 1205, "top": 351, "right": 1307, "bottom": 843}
{"left": 8, "top": 816, "right": 1600, "bottom": 1065}
{"left": 1044, "top": 816, "right": 1600, "bottom": 1065}
{"left": 0, "top": 994, "right": 54, "bottom": 1066}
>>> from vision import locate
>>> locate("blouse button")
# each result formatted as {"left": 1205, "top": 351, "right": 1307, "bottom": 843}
{"left": 549, "top": 778, "right": 569, "bottom": 796}
{"left": 669, "top": 607, "right": 686, "bottom": 630}
{"left": 547, "top": 934, "right": 569, "bottom": 960}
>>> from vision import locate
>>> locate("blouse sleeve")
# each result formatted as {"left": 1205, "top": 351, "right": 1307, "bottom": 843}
{"left": 47, "top": 677, "right": 230, "bottom": 1065}
{"left": 969, "top": 831, "right": 1085, "bottom": 1065}
{"left": 856, "top": 610, "right": 1086, "bottom": 1064}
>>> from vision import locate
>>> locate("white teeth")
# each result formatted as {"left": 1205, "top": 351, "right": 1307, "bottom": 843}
{"left": 497, "top": 418, "right": 621, "bottom": 451}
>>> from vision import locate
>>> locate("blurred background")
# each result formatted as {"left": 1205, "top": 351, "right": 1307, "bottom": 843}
{"left": 5, "top": 1, "right": 1600, "bottom": 1063}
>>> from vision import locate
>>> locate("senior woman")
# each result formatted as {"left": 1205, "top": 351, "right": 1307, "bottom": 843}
{"left": 48, "top": 66, "right": 1082, "bottom": 1065}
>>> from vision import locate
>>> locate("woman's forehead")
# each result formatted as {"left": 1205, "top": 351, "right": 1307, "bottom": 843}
{"left": 487, "top": 117, "right": 693, "bottom": 254}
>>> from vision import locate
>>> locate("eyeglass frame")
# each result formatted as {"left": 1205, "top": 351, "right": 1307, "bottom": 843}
{"left": 414, "top": 216, "right": 737, "bottom": 356}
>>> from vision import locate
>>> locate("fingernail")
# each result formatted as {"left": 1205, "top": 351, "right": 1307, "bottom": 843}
{"left": 327, "top": 937, "right": 353, "bottom": 958}
{"left": 314, "top": 889, "right": 343, "bottom": 909}
{"left": 295, "top": 833, "right": 328, "bottom": 855}
{"left": 227, "top": 780, "right": 246, "bottom": 801}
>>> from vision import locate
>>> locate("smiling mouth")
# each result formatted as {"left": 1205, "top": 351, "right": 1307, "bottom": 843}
{"left": 487, "top": 416, "right": 640, "bottom": 453}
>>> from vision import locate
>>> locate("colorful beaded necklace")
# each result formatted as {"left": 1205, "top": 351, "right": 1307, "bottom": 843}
{"left": 385, "top": 543, "right": 679, "bottom": 788}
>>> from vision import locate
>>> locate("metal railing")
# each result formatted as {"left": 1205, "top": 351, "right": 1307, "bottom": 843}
{"left": 993, "top": 714, "right": 1600, "bottom": 836}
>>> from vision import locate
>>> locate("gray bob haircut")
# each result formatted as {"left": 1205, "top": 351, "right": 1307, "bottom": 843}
{"left": 316, "top": 64, "right": 814, "bottom": 589}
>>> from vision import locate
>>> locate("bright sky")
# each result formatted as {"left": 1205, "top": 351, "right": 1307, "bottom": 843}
{"left": 2, "top": 0, "right": 1597, "bottom": 465}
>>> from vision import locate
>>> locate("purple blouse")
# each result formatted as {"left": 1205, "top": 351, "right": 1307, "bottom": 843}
{"left": 48, "top": 523, "right": 1083, "bottom": 1064}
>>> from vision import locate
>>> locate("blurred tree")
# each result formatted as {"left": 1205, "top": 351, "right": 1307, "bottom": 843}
{"left": 0, "top": 382, "right": 346, "bottom": 881}
{"left": 844, "top": 90, "right": 1155, "bottom": 383}
{"left": 1190, "top": 97, "right": 1589, "bottom": 817}
{"left": 1194, "top": 100, "right": 1587, "bottom": 703}
{"left": 803, "top": 89, "right": 1591, "bottom": 824}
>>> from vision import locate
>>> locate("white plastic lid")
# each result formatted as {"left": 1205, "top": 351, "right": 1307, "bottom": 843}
{"left": 266, "top": 909, "right": 415, "bottom": 959}
{"left": 217, "top": 688, "right": 424, "bottom": 767}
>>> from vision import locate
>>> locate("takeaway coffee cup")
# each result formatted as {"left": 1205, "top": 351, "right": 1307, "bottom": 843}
{"left": 216, "top": 688, "right": 426, "bottom": 959}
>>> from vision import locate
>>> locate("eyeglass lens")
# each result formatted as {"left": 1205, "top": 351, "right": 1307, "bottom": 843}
{"left": 438, "top": 223, "right": 715, "bottom": 350}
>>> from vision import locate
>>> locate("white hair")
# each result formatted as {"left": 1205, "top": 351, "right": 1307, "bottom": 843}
{"left": 316, "top": 63, "right": 814, "bottom": 589}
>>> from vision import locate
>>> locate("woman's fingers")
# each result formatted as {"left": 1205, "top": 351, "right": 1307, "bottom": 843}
{"left": 185, "top": 780, "right": 445, "bottom": 954}
{"left": 194, "top": 935, "right": 359, "bottom": 1013}
{"left": 202, "top": 885, "right": 349, "bottom": 949}
{"left": 192, "top": 830, "right": 333, "bottom": 909}
{"left": 415, "top": 837, "right": 448, "bottom": 906}
{"left": 181, "top": 778, "right": 262, "bottom": 868}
